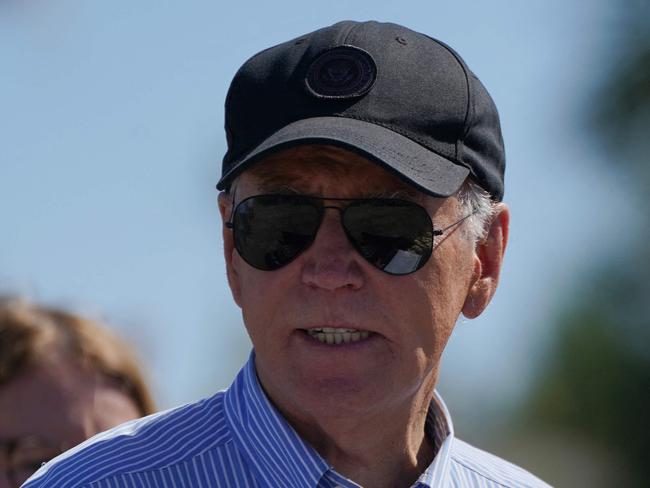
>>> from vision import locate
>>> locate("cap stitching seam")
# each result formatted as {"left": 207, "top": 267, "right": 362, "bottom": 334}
{"left": 338, "top": 114, "right": 465, "bottom": 167}
{"left": 339, "top": 22, "right": 357, "bottom": 44}
{"left": 421, "top": 36, "right": 473, "bottom": 163}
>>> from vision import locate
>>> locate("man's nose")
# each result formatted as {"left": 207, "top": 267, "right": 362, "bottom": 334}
{"left": 300, "top": 207, "right": 365, "bottom": 291}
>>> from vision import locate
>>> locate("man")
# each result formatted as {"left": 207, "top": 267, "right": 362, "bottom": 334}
{"left": 24, "top": 20, "right": 550, "bottom": 487}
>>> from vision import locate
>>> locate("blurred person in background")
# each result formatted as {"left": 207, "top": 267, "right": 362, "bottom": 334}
{"left": 0, "top": 297, "right": 155, "bottom": 488}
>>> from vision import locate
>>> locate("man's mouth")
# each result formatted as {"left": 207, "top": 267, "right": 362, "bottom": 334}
{"left": 306, "top": 327, "right": 371, "bottom": 345}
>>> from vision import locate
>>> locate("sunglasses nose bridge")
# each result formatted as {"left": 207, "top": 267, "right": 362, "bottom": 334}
{"left": 310, "top": 204, "right": 356, "bottom": 252}
{"left": 321, "top": 204, "right": 344, "bottom": 214}
{"left": 319, "top": 204, "right": 346, "bottom": 228}
{"left": 322, "top": 204, "right": 356, "bottom": 240}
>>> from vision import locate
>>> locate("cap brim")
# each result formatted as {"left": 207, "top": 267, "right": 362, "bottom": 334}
{"left": 217, "top": 116, "right": 469, "bottom": 197}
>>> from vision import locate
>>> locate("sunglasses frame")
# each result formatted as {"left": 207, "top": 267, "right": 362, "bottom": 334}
{"left": 225, "top": 193, "right": 475, "bottom": 275}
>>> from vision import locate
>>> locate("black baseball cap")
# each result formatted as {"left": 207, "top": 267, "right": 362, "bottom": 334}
{"left": 217, "top": 20, "right": 505, "bottom": 201}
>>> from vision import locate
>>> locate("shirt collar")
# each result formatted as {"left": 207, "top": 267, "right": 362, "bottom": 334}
{"left": 224, "top": 351, "right": 330, "bottom": 487}
{"left": 224, "top": 351, "right": 455, "bottom": 488}
{"left": 415, "top": 392, "right": 455, "bottom": 487}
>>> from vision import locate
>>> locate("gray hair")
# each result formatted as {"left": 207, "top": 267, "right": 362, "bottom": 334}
{"left": 456, "top": 179, "right": 497, "bottom": 245}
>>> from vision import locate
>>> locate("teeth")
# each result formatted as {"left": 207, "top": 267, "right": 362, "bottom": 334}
{"left": 307, "top": 328, "right": 371, "bottom": 345}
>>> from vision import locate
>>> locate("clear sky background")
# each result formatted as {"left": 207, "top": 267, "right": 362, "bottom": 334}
{"left": 0, "top": 0, "right": 632, "bottom": 427}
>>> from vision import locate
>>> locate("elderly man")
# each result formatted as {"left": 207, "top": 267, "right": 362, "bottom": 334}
{"left": 24, "top": 21, "right": 549, "bottom": 488}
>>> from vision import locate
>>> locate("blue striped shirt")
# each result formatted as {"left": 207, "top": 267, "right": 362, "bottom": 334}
{"left": 24, "top": 352, "right": 550, "bottom": 487}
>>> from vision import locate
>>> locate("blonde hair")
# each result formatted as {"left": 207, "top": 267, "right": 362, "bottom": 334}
{"left": 0, "top": 297, "right": 155, "bottom": 416}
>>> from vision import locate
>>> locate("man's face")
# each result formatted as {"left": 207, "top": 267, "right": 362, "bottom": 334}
{"left": 220, "top": 145, "right": 491, "bottom": 424}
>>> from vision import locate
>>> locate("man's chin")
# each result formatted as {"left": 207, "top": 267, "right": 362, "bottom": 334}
{"left": 290, "top": 375, "right": 395, "bottom": 419}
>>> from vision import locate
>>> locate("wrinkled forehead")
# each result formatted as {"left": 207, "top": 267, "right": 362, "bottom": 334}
{"left": 231, "top": 144, "right": 427, "bottom": 201}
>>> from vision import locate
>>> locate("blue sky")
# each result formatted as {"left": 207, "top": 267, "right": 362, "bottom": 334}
{"left": 0, "top": 0, "right": 631, "bottom": 424}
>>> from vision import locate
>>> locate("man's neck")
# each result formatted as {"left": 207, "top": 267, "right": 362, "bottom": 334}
{"left": 279, "top": 394, "right": 437, "bottom": 488}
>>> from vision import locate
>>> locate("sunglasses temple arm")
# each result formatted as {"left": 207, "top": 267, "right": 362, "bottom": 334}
{"left": 434, "top": 210, "right": 478, "bottom": 236}
{"left": 224, "top": 186, "right": 238, "bottom": 228}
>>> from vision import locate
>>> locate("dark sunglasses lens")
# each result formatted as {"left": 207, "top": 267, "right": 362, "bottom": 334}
{"left": 233, "top": 196, "right": 321, "bottom": 270}
{"left": 344, "top": 200, "right": 432, "bottom": 275}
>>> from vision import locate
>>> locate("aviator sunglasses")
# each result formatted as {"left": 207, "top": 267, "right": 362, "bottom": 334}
{"left": 226, "top": 194, "right": 475, "bottom": 276}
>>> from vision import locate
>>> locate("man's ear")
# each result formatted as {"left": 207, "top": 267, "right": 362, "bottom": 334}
{"left": 462, "top": 203, "right": 510, "bottom": 319}
{"left": 218, "top": 191, "right": 242, "bottom": 307}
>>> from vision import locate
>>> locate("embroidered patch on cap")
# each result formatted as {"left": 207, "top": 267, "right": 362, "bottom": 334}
{"left": 305, "top": 46, "right": 377, "bottom": 99}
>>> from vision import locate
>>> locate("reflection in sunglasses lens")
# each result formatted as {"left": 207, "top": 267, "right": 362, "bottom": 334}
{"left": 234, "top": 196, "right": 321, "bottom": 270}
{"left": 344, "top": 201, "right": 432, "bottom": 274}
{"left": 232, "top": 195, "right": 433, "bottom": 275}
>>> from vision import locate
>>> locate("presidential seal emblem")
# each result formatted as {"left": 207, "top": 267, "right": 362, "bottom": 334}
{"left": 305, "top": 46, "right": 377, "bottom": 99}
